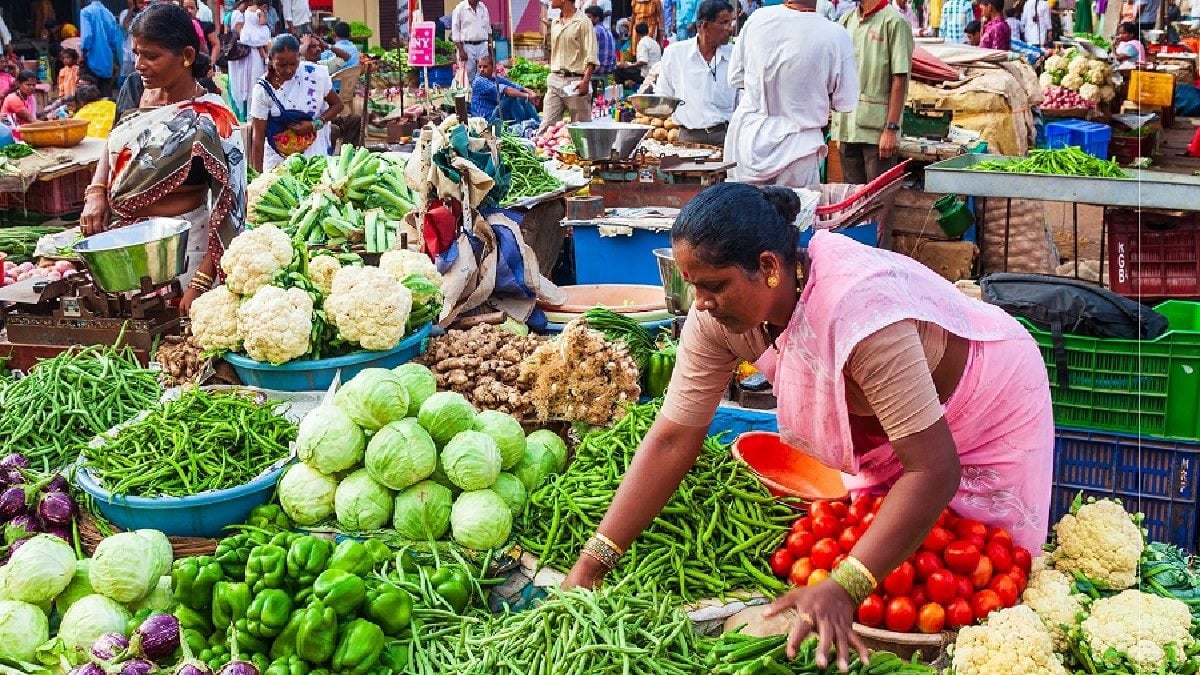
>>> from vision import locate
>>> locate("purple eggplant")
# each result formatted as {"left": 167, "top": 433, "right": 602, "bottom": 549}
{"left": 215, "top": 663, "right": 257, "bottom": 675}
{"left": 0, "top": 454, "right": 30, "bottom": 471}
{"left": 46, "top": 473, "right": 69, "bottom": 493}
{"left": 68, "top": 665, "right": 105, "bottom": 675}
{"left": 7, "top": 513, "right": 37, "bottom": 537}
{"left": 92, "top": 632, "right": 130, "bottom": 661}
{"left": 172, "top": 633, "right": 211, "bottom": 675}
{"left": 45, "top": 525, "right": 72, "bottom": 542}
{"left": 131, "top": 613, "right": 180, "bottom": 663}
{"left": 120, "top": 659, "right": 157, "bottom": 675}
{"left": 1, "top": 468, "right": 24, "bottom": 486}
{"left": 37, "top": 490, "right": 75, "bottom": 526}
{"left": 0, "top": 485, "right": 27, "bottom": 519}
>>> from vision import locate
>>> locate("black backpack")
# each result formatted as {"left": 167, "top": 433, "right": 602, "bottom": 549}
{"left": 979, "top": 273, "right": 1168, "bottom": 388}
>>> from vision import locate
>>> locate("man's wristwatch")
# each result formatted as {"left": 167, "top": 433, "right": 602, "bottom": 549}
{"left": 884, "top": 122, "right": 901, "bottom": 131}
{"left": 313, "top": 118, "right": 325, "bottom": 131}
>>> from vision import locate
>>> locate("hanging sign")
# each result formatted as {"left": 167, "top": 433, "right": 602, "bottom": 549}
{"left": 408, "top": 20, "right": 436, "bottom": 67}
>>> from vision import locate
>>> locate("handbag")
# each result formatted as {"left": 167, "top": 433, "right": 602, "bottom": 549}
{"left": 217, "top": 32, "right": 252, "bottom": 69}
{"left": 258, "top": 79, "right": 316, "bottom": 156}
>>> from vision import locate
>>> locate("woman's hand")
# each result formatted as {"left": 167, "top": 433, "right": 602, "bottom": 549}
{"left": 562, "top": 554, "right": 608, "bottom": 591}
{"left": 289, "top": 120, "right": 316, "bottom": 136}
{"left": 79, "top": 192, "right": 110, "bottom": 236}
{"left": 179, "top": 286, "right": 202, "bottom": 316}
{"left": 762, "top": 579, "right": 869, "bottom": 672}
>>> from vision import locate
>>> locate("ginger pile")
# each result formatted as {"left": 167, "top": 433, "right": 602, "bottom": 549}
{"left": 156, "top": 335, "right": 209, "bottom": 387}
{"left": 416, "top": 324, "right": 546, "bottom": 419}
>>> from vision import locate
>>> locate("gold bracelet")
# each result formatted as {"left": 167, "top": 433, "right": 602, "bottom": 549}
{"left": 84, "top": 184, "right": 107, "bottom": 197}
{"left": 830, "top": 560, "right": 876, "bottom": 606}
{"left": 843, "top": 556, "right": 878, "bottom": 589}
{"left": 193, "top": 271, "right": 214, "bottom": 284}
{"left": 188, "top": 278, "right": 212, "bottom": 292}
{"left": 593, "top": 532, "right": 625, "bottom": 557}
{"left": 581, "top": 545, "right": 616, "bottom": 571}
{"left": 583, "top": 536, "right": 621, "bottom": 570}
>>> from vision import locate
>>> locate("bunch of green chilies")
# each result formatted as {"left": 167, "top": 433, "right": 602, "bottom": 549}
{"left": 520, "top": 400, "right": 795, "bottom": 602}
{"left": 82, "top": 387, "right": 296, "bottom": 497}
{"left": 969, "top": 146, "right": 1127, "bottom": 178}
{"left": 499, "top": 134, "right": 564, "bottom": 206}
{"left": 703, "top": 631, "right": 937, "bottom": 675}
{"left": 0, "top": 345, "right": 161, "bottom": 471}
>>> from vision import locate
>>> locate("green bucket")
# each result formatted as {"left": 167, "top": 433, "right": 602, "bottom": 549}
{"left": 933, "top": 194, "right": 974, "bottom": 238}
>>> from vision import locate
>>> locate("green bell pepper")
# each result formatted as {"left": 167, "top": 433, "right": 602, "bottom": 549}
{"left": 363, "top": 539, "right": 392, "bottom": 567}
{"left": 232, "top": 618, "right": 271, "bottom": 655}
{"left": 214, "top": 531, "right": 270, "bottom": 579}
{"left": 379, "top": 643, "right": 409, "bottom": 671}
{"left": 247, "top": 504, "right": 292, "bottom": 531}
{"left": 330, "top": 619, "right": 385, "bottom": 674}
{"left": 212, "top": 581, "right": 252, "bottom": 631}
{"left": 327, "top": 540, "right": 374, "bottom": 577}
{"left": 266, "top": 655, "right": 310, "bottom": 675}
{"left": 270, "top": 531, "right": 300, "bottom": 550}
{"left": 312, "top": 569, "right": 367, "bottom": 618}
{"left": 172, "top": 556, "right": 224, "bottom": 611}
{"left": 269, "top": 612, "right": 305, "bottom": 661}
{"left": 286, "top": 535, "right": 334, "bottom": 588}
{"left": 364, "top": 582, "right": 412, "bottom": 636}
{"left": 430, "top": 566, "right": 472, "bottom": 613}
{"left": 182, "top": 628, "right": 209, "bottom": 657}
{"left": 245, "top": 588, "right": 293, "bottom": 639}
{"left": 644, "top": 347, "right": 677, "bottom": 399}
{"left": 175, "top": 605, "right": 214, "bottom": 634}
{"left": 246, "top": 544, "right": 289, "bottom": 593}
{"left": 296, "top": 600, "right": 338, "bottom": 664}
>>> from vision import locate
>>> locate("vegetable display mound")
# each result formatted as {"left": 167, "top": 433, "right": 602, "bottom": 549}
{"left": 0, "top": 345, "right": 161, "bottom": 471}
{"left": 81, "top": 388, "right": 296, "bottom": 497}
{"left": 498, "top": 134, "right": 563, "bottom": 207}
{"left": 969, "top": 147, "right": 1128, "bottom": 178}
{"left": 520, "top": 401, "right": 794, "bottom": 602}
{"left": 506, "top": 58, "right": 550, "bottom": 94}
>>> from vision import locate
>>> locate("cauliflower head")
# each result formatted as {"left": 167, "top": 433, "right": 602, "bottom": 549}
{"left": 245, "top": 169, "right": 283, "bottom": 224}
{"left": 308, "top": 255, "right": 342, "bottom": 296}
{"left": 379, "top": 249, "right": 442, "bottom": 288}
{"left": 237, "top": 285, "right": 313, "bottom": 364}
{"left": 1039, "top": 72, "right": 1055, "bottom": 88}
{"left": 1080, "top": 590, "right": 1194, "bottom": 671}
{"left": 1079, "top": 83, "right": 1101, "bottom": 103}
{"left": 951, "top": 605, "right": 1068, "bottom": 675}
{"left": 1021, "top": 565, "right": 1086, "bottom": 650}
{"left": 324, "top": 266, "right": 414, "bottom": 351}
{"left": 189, "top": 285, "right": 242, "bottom": 352}
{"left": 1067, "top": 56, "right": 1089, "bottom": 74}
{"left": 221, "top": 225, "right": 294, "bottom": 297}
{"left": 1061, "top": 73, "right": 1085, "bottom": 91}
{"left": 1050, "top": 498, "right": 1143, "bottom": 590}
{"left": 1044, "top": 55, "right": 1067, "bottom": 73}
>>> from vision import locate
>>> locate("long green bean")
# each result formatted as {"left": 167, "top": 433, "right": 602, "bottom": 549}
{"left": 499, "top": 134, "right": 564, "bottom": 206}
{"left": 701, "top": 630, "right": 939, "bottom": 674}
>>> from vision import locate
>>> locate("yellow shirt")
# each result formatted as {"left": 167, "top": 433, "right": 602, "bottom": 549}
{"left": 549, "top": 12, "right": 599, "bottom": 74}
{"left": 928, "top": 0, "right": 943, "bottom": 27}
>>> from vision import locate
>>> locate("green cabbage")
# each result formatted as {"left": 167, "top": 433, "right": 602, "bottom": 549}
{"left": 365, "top": 418, "right": 437, "bottom": 490}
{"left": 58, "top": 594, "right": 130, "bottom": 654}
{"left": 441, "top": 430, "right": 501, "bottom": 491}
{"left": 89, "top": 532, "right": 160, "bottom": 603}
{"left": 130, "top": 576, "right": 174, "bottom": 612}
{"left": 54, "top": 560, "right": 94, "bottom": 616}
{"left": 527, "top": 429, "right": 568, "bottom": 472}
{"left": 393, "top": 363, "right": 438, "bottom": 416}
{"left": 297, "top": 405, "right": 366, "bottom": 474}
{"left": 278, "top": 462, "right": 338, "bottom": 526}
{"left": 450, "top": 490, "right": 513, "bottom": 550}
{"left": 2, "top": 534, "right": 75, "bottom": 604}
{"left": 334, "top": 368, "right": 411, "bottom": 431}
{"left": 490, "top": 472, "right": 528, "bottom": 517}
{"left": 0, "top": 601, "right": 48, "bottom": 662}
{"left": 473, "top": 410, "right": 527, "bottom": 470}
{"left": 135, "top": 529, "right": 173, "bottom": 580}
{"left": 513, "top": 439, "right": 560, "bottom": 493}
{"left": 392, "top": 480, "right": 454, "bottom": 541}
{"left": 418, "top": 391, "right": 477, "bottom": 445}
{"left": 335, "top": 469, "right": 395, "bottom": 531}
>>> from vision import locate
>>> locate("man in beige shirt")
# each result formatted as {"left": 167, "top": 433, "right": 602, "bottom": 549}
{"left": 539, "top": 0, "right": 598, "bottom": 133}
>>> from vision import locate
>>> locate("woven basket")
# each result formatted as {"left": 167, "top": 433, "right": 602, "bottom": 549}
{"left": 78, "top": 512, "right": 220, "bottom": 559}
{"left": 852, "top": 623, "right": 955, "bottom": 662}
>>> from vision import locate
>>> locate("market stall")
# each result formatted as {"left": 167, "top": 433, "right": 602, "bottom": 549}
{"left": 0, "top": 137, "right": 103, "bottom": 221}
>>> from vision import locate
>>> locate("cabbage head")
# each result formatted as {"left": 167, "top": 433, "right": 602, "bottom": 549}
{"left": 427, "top": 460, "right": 461, "bottom": 498}
{"left": 90, "top": 532, "right": 158, "bottom": 603}
{"left": 513, "top": 439, "right": 560, "bottom": 493}
{"left": 364, "top": 418, "right": 437, "bottom": 490}
{"left": 58, "top": 594, "right": 130, "bottom": 654}
{"left": 473, "top": 411, "right": 526, "bottom": 470}
{"left": 450, "top": 490, "right": 512, "bottom": 550}
{"left": 393, "top": 363, "right": 438, "bottom": 416}
{"left": 130, "top": 576, "right": 174, "bottom": 612}
{"left": 418, "top": 392, "right": 477, "bottom": 445}
{"left": 490, "top": 472, "right": 528, "bottom": 517}
{"left": 392, "top": 480, "right": 454, "bottom": 541}
{"left": 297, "top": 405, "right": 366, "bottom": 474}
{"left": 441, "top": 430, "right": 501, "bottom": 491}
{"left": 335, "top": 469, "right": 395, "bottom": 531}
{"left": 334, "top": 368, "right": 411, "bottom": 431}
{"left": 54, "top": 560, "right": 94, "bottom": 616}
{"left": 135, "top": 529, "right": 173, "bottom": 580}
{"left": 527, "top": 429, "right": 568, "bottom": 472}
{"left": 0, "top": 601, "right": 48, "bottom": 662}
{"left": 278, "top": 462, "right": 338, "bottom": 526}
{"left": 3, "top": 534, "right": 75, "bottom": 604}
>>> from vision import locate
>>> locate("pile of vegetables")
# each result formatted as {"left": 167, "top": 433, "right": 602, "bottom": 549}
{"left": 1038, "top": 49, "right": 1115, "bottom": 107}
{"left": 415, "top": 324, "right": 547, "bottom": 419}
{"left": 1, "top": 257, "right": 77, "bottom": 287}
{"left": 1074, "top": 33, "right": 1111, "bottom": 50}
{"left": 506, "top": 58, "right": 549, "bottom": 94}
{"left": 703, "top": 630, "right": 936, "bottom": 674}
{"left": 498, "top": 134, "right": 563, "bottom": 207}
{"left": 80, "top": 388, "right": 297, "bottom": 498}
{"left": 582, "top": 307, "right": 677, "bottom": 396}
{"left": 0, "top": 456, "right": 78, "bottom": 559}
{"left": 0, "top": 143, "right": 33, "bottom": 159}
{"left": 0, "top": 345, "right": 161, "bottom": 471}
{"left": 0, "top": 225, "right": 68, "bottom": 265}
{"left": 633, "top": 114, "right": 683, "bottom": 143}
{"left": 970, "top": 147, "right": 1127, "bottom": 178}
{"left": 532, "top": 122, "right": 576, "bottom": 160}
{"left": 154, "top": 336, "right": 209, "bottom": 388}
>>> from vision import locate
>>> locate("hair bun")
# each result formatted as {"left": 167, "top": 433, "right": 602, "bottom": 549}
{"left": 760, "top": 185, "right": 805, "bottom": 225}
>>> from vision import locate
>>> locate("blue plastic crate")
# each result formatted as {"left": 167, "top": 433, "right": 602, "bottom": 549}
{"left": 1043, "top": 121, "right": 1076, "bottom": 150}
{"left": 1051, "top": 427, "right": 1200, "bottom": 549}
{"left": 1066, "top": 120, "right": 1112, "bottom": 160}
{"left": 571, "top": 223, "right": 670, "bottom": 286}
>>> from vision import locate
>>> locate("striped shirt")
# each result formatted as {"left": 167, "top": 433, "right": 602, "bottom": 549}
{"left": 939, "top": 0, "right": 974, "bottom": 43}
{"left": 594, "top": 23, "right": 617, "bottom": 74}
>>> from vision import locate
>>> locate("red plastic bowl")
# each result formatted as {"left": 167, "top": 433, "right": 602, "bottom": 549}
{"left": 732, "top": 431, "right": 848, "bottom": 501}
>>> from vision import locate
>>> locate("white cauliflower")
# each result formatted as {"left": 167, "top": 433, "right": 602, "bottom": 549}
{"left": 1021, "top": 564, "right": 1087, "bottom": 650}
{"left": 1067, "top": 56, "right": 1089, "bottom": 75}
{"left": 221, "top": 225, "right": 294, "bottom": 297}
{"left": 1039, "top": 72, "right": 1056, "bottom": 88}
{"left": 237, "top": 285, "right": 313, "bottom": 364}
{"left": 1044, "top": 55, "right": 1067, "bottom": 73}
{"left": 308, "top": 255, "right": 342, "bottom": 296}
{"left": 189, "top": 285, "right": 242, "bottom": 352}
{"left": 951, "top": 605, "right": 1068, "bottom": 675}
{"left": 1061, "top": 73, "right": 1085, "bottom": 91}
{"left": 1080, "top": 590, "right": 1194, "bottom": 671}
{"left": 1079, "top": 83, "right": 1101, "bottom": 103}
{"left": 1049, "top": 497, "right": 1143, "bottom": 590}
{"left": 245, "top": 168, "right": 283, "bottom": 223}
{"left": 1086, "top": 63, "right": 1108, "bottom": 84}
{"left": 324, "top": 266, "right": 413, "bottom": 351}
{"left": 379, "top": 249, "right": 442, "bottom": 288}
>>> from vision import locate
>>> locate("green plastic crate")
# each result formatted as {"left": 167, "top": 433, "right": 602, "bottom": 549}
{"left": 1019, "top": 300, "right": 1200, "bottom": 441}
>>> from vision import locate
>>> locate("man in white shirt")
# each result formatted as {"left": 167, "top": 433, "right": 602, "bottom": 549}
{"left": 281, "top": 0, "right": 311, "bottom": 34}
{"left": 453, "top": 0, "right": 492, "bottom": 83}
{"left": 654, "top": 0, "right": 737, "bottom": 146}
{"left": 1021, "top": 0, "right": 1052, "bottom": 46}
{"left": 196, "top": 0, "right": 214, "bottom": 24}
{"left": 616, "top": 23, "right": 661, "bottom": 84}
{"left": 725, "top": 0, "right": 859, "bottom": 186}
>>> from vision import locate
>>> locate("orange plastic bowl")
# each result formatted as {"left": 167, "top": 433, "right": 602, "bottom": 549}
{"left": 732, "top": 431, "right": 848, "bottom": 501}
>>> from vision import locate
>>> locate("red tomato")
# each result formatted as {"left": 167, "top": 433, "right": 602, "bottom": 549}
{"left": 837, "top": 527, "right": 860, "bottom": 554}
{"left": 811, "top": 515, "right": 841, "bottom": 540}
{"left": 789, "top": 558, "right": 814, "bottom": 586}
{"left": 769, "top": 549, "right": 795, "bottom": 578}
{"left": 1012, "top": 546, "right": 1033, "bottom": 574}
{"left": 954, "top": 519, "right": 989, "bottom": 541}
{"left": 935, "top": 508, "right": 955, "bottom": 529}
{"left": 920, "top": 527, "right": 955, "bottom": 554}
{"left": 913, "top": 551, "right": 942, "bottom": 581}
{"left": 966, "top": 534, "right": 986, "bottom": 550}
{"left": 971, "top": 589, "right": 1002, "bottom": 621}
{"left": 943, "top": 541, "right": 982, "bottom": 575}
{"left": 986, "top": 542, "right": 1013, "bottom": 574}
{"left": 830, "top": 501, "right": 848, "bottom": 519}
{"left": 989, "top": 575, "right": 1019, "bottom": 608}
{"left": 882, "top": 562, "right": 916, "bottom": 597}
{"left": 917, "top": 603, "right": 946, "bottom": 634}
{"left": 1006, "top": 566, "right": 1028, "bottom": 594}
{"left": 809, "top": 500, "right": 838, "bottom": 520}
{"left": 945, "top": 598, "right": 973, "bottom": 629}
{"left": 910, "top": 585, "right": 929, "bottom": 609}
{"left": 786, "top": 531, "right": 817, "bottom": 559}
{"left": 986, "top": 529, "right": 1013, "bottom": 551}
{"left": 970, "top": 556, "right": 994, "bottom": 589}
{"left": 846, "top": 496, "right": 875, "bottom": 525}
{"left": 791, "top": 516, "right": 812, "bottom": 534}
{"left": 810, "top": 538, "right": 840, "bottom": 570}
{"left": 808, "top": 569, "right": 831, "bottom": 586}
{"left": 857, "top": 594, "right": 885, "bottom": 628}
{"left": 955, "top": 574, "right": 973, "bottom": 600}
{"left": 925, "top": 570, "right": 958, "bottom": 604}
{"left": 859, "top": 512, "right": 877, "bottom": 532}
{"left": 885, "top": 597, "right": 917, "bottom": 633}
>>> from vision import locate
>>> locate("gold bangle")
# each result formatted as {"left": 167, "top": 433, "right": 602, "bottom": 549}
{"left": 581, "top": 545, "right": 616, "bottom": 571}
{"left": 582, "top": 536, "right": 621, "bottom": 570}
{"left": 843, "top": 556, "right": 878, "bottom": 589}
{"left": 594, "top": 532, "right": 625, "bottom": 557}
{"left": 830, "top": 561, "right": 875, "bottom": 606}
{"left": 193, "top": 271, "right": 214, "bottom": 283}
{"left": 84, "top": 184, "right": 107, "bottom": 197}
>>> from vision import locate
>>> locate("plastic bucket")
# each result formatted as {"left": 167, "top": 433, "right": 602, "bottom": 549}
{"left": 731, "top": 431, "right": 847, "bottom": 501}
{"left": 933, "top": 194, "right": 974, "bottom": 238}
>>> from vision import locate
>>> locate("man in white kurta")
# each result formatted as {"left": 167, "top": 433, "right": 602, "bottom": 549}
{"left": 725, "top": 0, "right": 859, "bottom": 186}
{"left": 452, "top": 0, "right": 492, "bottom": 84}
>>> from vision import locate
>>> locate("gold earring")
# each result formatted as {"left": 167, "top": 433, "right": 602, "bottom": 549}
{"left": 767, "top": 276, "right": 779, "bottom": 288}
{"left": 184, "top": 61, "right": 191, "bottom": 66}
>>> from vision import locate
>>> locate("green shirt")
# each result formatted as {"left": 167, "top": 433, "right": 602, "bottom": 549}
{"left": 830, "top": 5, "right": 915, "bottom": 145}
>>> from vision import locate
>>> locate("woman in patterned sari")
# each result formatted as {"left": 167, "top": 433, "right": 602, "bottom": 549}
{"left": 80, "top": 3, "right": 246, "bottom": 315}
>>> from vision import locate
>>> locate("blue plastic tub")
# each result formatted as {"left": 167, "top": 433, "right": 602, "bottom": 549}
{"left": 709, "top": 404, "right": 779, "bottom": 439}
{"left": 1043, "top": 120, "right": 1076, "bottom": 150}
{"left": 225, "top": 323, "right": 431, "bottom": 392}
{"left": 1066, "top": 121, "right": 1112, "bottom": 160}
{"left": 540, "top": 317, "right": 675, "bottom": 336}
{"left": 571, "top": 223, "right": 670, "bottom": 286}
{"left": 425, "top": 64, "right": 454, "bottom": 88}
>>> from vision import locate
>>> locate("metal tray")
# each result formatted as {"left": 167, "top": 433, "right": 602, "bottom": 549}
{"left": 924, "top": 154, "right": 1200, "bottom": 211}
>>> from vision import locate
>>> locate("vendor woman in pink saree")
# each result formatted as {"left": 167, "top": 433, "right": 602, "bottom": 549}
{"left": 563, "top": 182, "right": 1053, "bottom": 670}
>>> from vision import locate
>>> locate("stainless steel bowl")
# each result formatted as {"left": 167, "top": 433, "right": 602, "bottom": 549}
{"left": 73, "top": 218, "right": 191, "bottom": 293}
{"left": 654, "top": 248, "right": 696, "bottom": 315}
{"left": 567, "top": 122, "right": 653, "bottom": 161}
{"left": 628, "top": 94, "right": 684, "bottom": 119}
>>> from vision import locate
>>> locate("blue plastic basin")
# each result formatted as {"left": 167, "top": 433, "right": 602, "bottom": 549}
{"left": 224, "top": 323, "right": 432, "bottom": 392}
